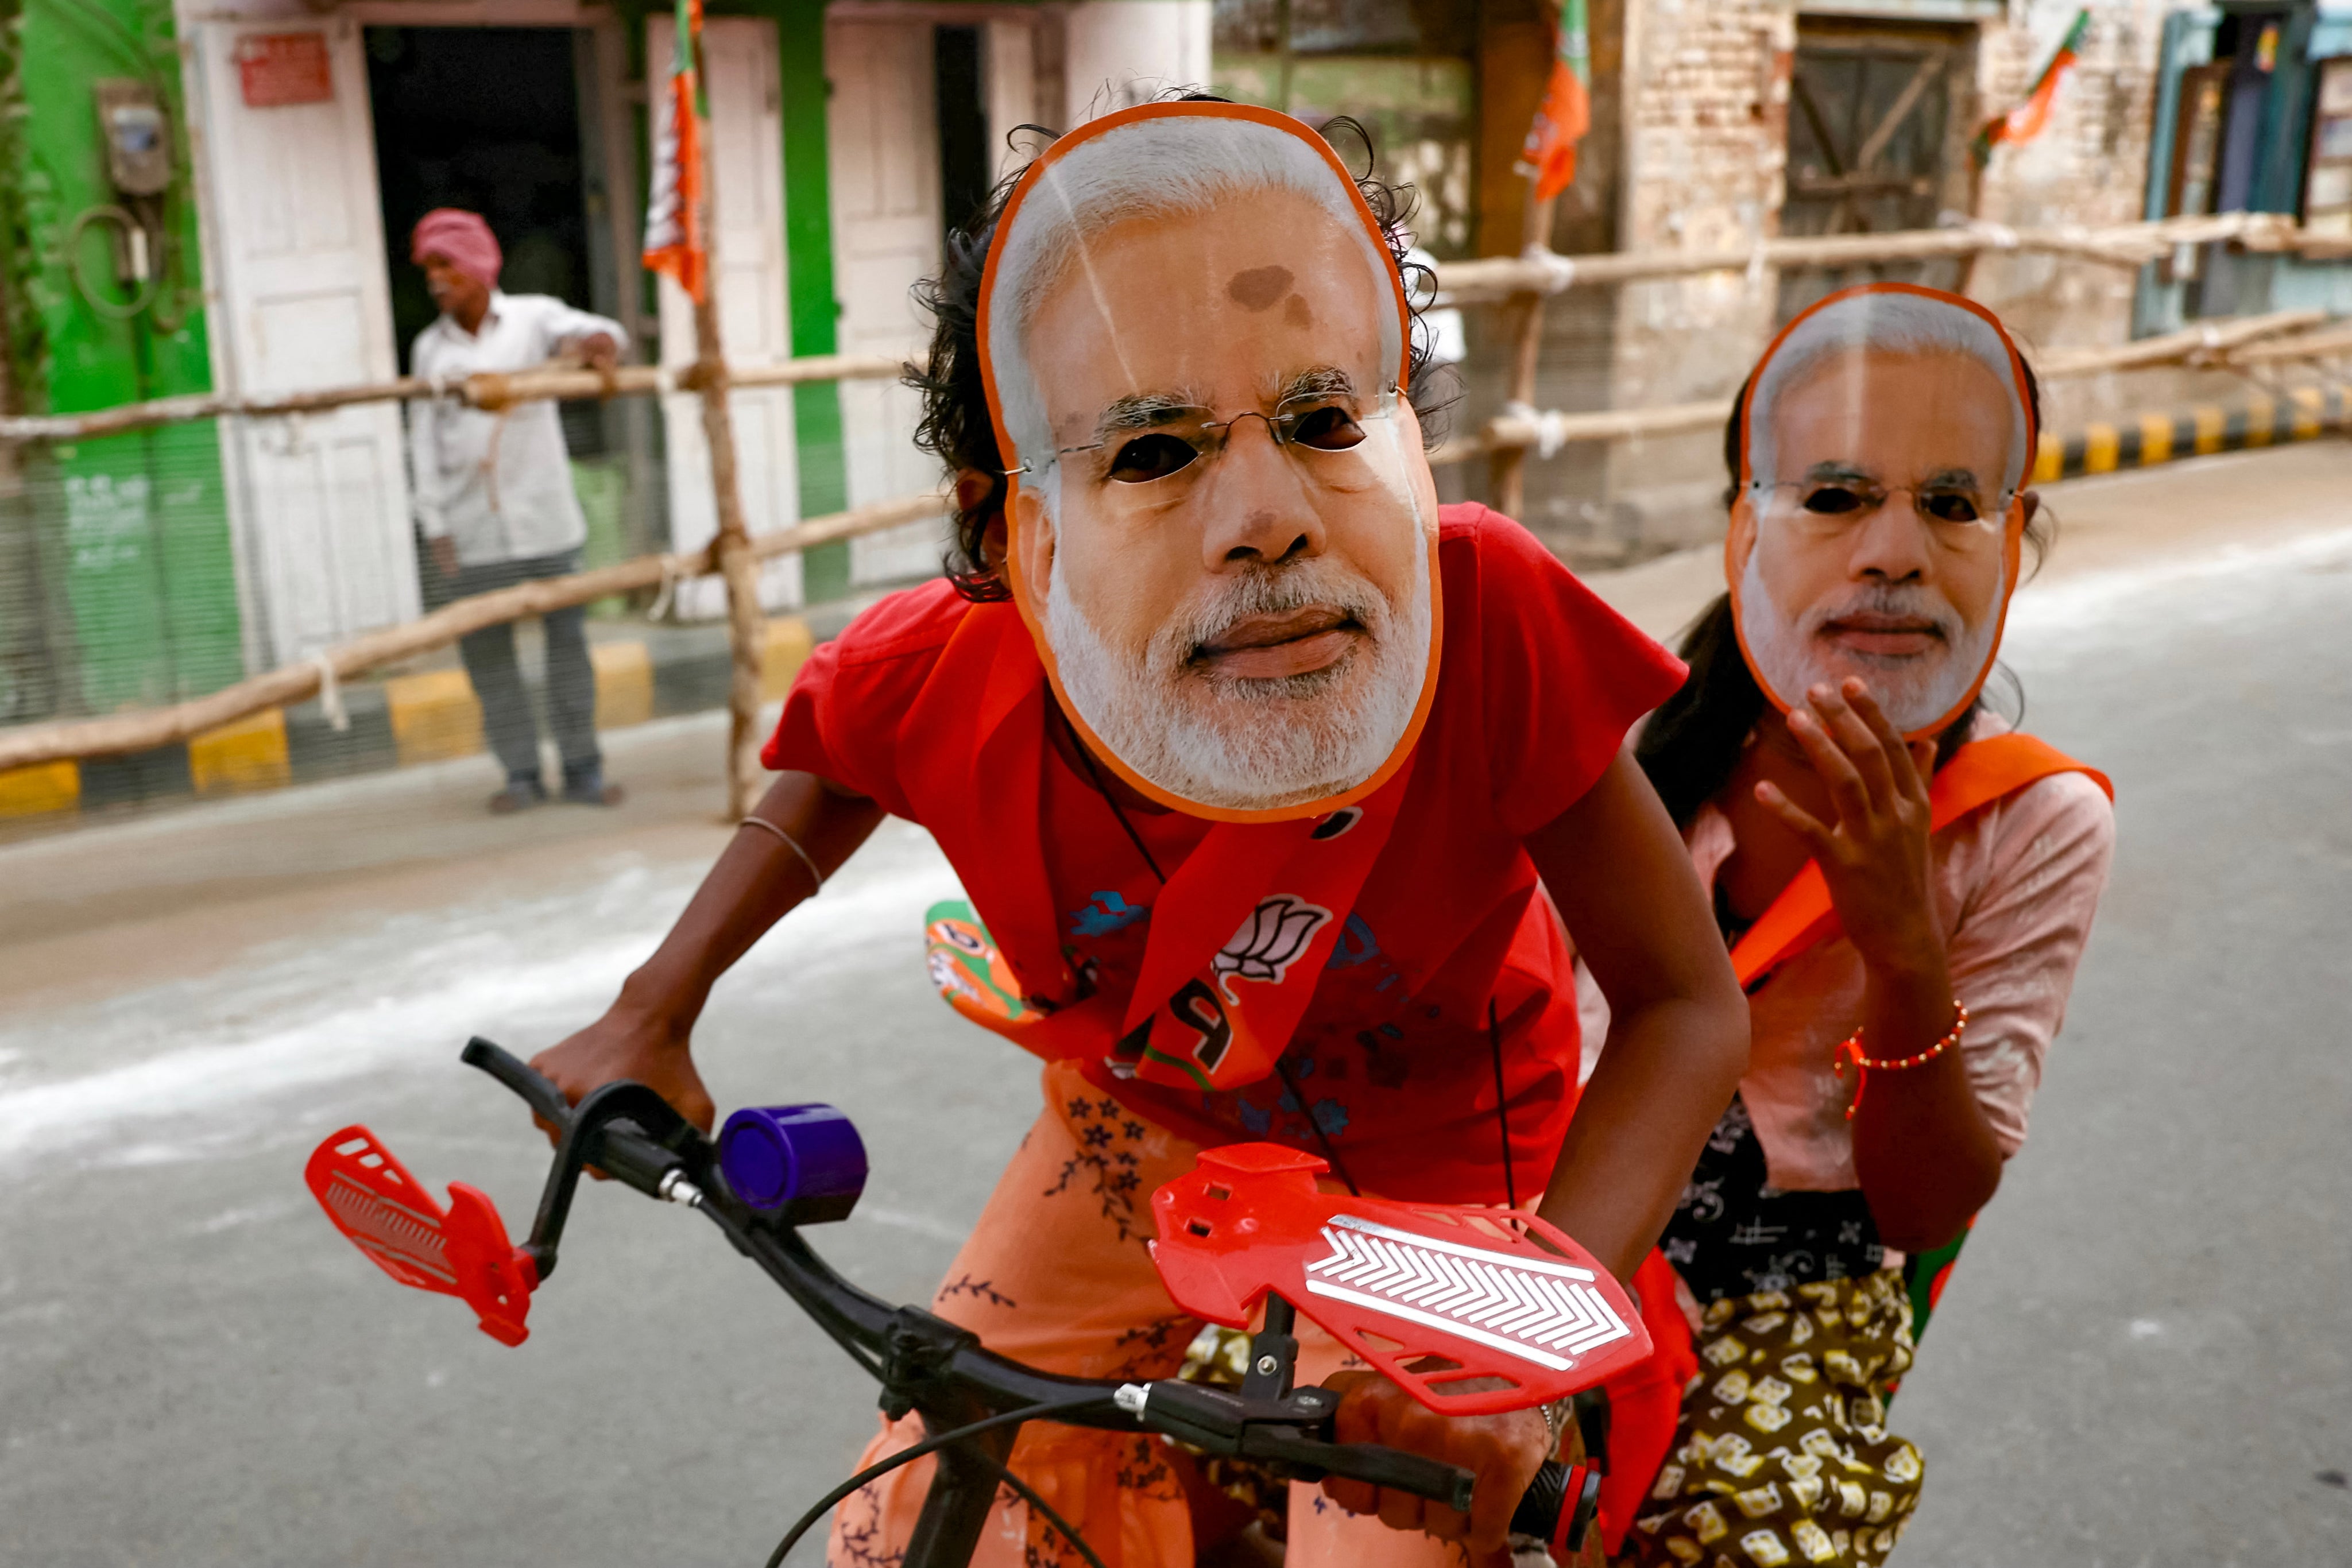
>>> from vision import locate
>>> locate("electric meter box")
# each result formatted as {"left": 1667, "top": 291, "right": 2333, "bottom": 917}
{"left": 94, "top": 79, "right": 171, "bottom": 197}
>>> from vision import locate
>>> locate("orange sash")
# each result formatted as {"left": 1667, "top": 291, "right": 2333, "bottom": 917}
{"left": 899, "top": 601, "right": 1413, "bottom": 1094}
{"left": 1726, "top": 731, "right": 2113, "bottom": 989}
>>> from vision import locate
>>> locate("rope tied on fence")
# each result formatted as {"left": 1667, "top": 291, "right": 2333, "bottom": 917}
{"left": 310, "top": 652, "right": 349, "bottom": 733}
{"left": 1522, "top": 246, "right": 1577, "bottom": 295}
{"left": 648, "top": 553, "right": 688, "bottom": 623}
{"left": 1502, "top": 401, "right": 1575, "bottom": 461}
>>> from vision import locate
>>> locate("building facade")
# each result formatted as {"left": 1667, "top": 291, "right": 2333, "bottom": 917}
{"left": 1210, "top": 0, "right": 2352, "bottom": 562}
{"left": 5, "top": 0, "right": 2349, "bottom": 730}
{"left": 0, "top": 0, "right": 1208, "bottom": 724}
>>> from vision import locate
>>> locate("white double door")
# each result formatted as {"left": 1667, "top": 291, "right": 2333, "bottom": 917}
{"left": 190, "top": 14, "right": 418, "bottom": 669}
{"left": 653, "top": 15, "right": 803, "bottom": 617}
{"left": 825, "top": 17, "right": 947, "bottom": 587}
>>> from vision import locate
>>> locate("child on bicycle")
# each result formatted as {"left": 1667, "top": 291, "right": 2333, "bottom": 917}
{"left": 532, "top": 100, "right": 1746, "bottom": 1568}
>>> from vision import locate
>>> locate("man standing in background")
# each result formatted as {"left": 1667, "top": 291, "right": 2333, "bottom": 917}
{"left": 408, "top": 207, "right": 629, "bottom": 813}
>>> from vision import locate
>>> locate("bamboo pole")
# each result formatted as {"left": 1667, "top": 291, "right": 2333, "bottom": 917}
{"left": 2225, "top": 322, "right": 2352, "bottom": 365}
{"left": 0, "top": 353, "right": 908, "bottom": 443}
{"left": 2033, "top": 309, "right": 2328, "bottom": 377}
{"left": 0, "top": 489, "right": 947, "bottom": 774}
{"left": 1489, "top": 193, "right": 1559, "bottom": 520}
{"left": 1428, "top": 316, "right": 2352, "bottom": 466}
{"left": 5, "top": 213, "right": 2343, "bottom": 446}
{"left": 1433, "top": 211, "right": 2304, "bottom": 305}
{"left": 691, "top": 324, "right": 777, "bottom": 820}
{"left": 1434, "top": 398, "right": 1731, "bottom": 467}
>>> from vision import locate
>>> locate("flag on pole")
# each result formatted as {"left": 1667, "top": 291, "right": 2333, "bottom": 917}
{"left": 1974, "top": 9, "right": 2090, "bottom": 166}
{"left": 643, "top": 0, "right": 708, "bottom": 303}
{"left": 1519, "top": 0, "right": 1591, "bottom": 202}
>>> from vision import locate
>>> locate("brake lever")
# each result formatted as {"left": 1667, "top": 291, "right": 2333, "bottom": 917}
{"left": 1119, "top": 1377, "right": 1477, "bottom": 1513}
{"left": 515, "top": 1077, "right": 713, "bottom": 1280}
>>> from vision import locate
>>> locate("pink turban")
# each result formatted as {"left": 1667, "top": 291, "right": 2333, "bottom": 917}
{"left": 411, "top": 208, "right": 501, "bottom": 289}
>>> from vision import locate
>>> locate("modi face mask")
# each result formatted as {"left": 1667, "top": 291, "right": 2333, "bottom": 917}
{"left": 977, "top": 102, "right": 1442, "bottom": 822}
{"left": 1726, "top": 283, "right": 2036, "bottom": 741}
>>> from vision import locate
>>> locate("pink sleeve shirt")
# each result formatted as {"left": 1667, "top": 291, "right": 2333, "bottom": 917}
{"left": 1579, "top": 719, "right": 2116, "bottom": 1193}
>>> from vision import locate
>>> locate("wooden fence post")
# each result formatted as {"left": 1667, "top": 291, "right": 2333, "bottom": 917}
{"left": 1488, "top": 193, "right": 1559, "bottom": 521}
{"left": 688, "top": 215, "right": 767, "bottom": 820}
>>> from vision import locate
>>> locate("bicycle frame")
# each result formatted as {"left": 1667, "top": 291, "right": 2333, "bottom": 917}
{"left": 305, "top": 1039, "right": 1610, "bottom": 1568}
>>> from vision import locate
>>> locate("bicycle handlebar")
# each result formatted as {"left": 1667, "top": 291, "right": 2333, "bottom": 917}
{"left": 458, "top": 1039, "right": 1600, "bottom": 1556}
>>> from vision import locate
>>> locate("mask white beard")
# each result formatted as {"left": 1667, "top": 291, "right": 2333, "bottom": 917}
{"left": 1736, "top": 545, "right": 2003, "bottom": 735}
{"left": 1045, "top": 540, "right": 1432, "bottom": 811}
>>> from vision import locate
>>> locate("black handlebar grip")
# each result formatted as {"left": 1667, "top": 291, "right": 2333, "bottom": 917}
{"left": 587, "top": 1125, "right": 684, "bottom": 1195}
{"left": 1322, "top": 1445, "right": 1476, "bottom": 1514}
{"left": 462, "top": 1037, "right": 573, "bottom": 1130}
{"left": 1508, "top": 1461, "right": 1602, "bottom": 1559}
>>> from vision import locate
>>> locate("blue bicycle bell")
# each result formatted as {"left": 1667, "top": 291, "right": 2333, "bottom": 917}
{"left": 717, "top": 1104, "right": 868, "bottom": 1224}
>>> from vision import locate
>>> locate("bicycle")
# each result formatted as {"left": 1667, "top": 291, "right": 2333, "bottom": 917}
{"left": 305, "top": 1038, "right": 1654, "bottom": 1568}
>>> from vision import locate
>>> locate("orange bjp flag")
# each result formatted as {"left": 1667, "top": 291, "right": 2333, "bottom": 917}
{"left": 642, "top": 0, "right": 708, "bottom": 303}
{"left": 1520, "top": 0, "right": 1591, "bottom": 201}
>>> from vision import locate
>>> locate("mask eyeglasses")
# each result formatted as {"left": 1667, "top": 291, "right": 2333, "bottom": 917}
{"left": 1007, "top": 387, "right": 1396, "bottom": 485}
{"left": 1750, "top": 475, "right": 2011, "bottom": 545}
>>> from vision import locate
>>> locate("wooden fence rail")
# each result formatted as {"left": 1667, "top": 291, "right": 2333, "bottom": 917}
{"left": 1433, "top": 211, "right": 2345, "bottom": 305}
{"left": 0, "top": 490, "right": 948, "bottom": 773}
{"left": 1436, "top": 308, "right": 2352, "bottom": 463}
{"left": 7, "top": 212, "right": 2350, "bottom": 445}
{"left": 0, "top": 352, "right": 908, "bottom": 445}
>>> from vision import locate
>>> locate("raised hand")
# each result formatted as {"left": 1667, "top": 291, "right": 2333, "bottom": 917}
{"left": 1753, "top": 677, "right": 1945, "bottom": 982}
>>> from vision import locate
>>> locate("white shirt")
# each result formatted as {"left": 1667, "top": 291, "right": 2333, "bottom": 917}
{"left": 408, "top": 292, "right": 628, "bottom": 566}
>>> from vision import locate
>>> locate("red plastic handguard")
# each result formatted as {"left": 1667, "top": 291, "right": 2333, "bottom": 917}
{"left": 1149, "top": 1144, "right": 1651, "bottom": 1415}
{"left": 304, "top": 1126, "right": 537, "bottom": 1346}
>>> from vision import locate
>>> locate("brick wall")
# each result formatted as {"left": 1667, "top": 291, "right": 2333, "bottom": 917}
{"left": 1600, "top": 0, "right": 1796, "bottom": 559}
{"left": 1568, "top": 0, "right": 2171, "bottom": 562}
{"left": 1968, "top": 0, "right": 2169, "bottom": 357}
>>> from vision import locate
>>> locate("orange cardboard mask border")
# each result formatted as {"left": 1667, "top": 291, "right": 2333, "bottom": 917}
{"left": 1724, "top": 281, "right": 2036, "bottom": 743}
{"left": 974, "top": 99, "right": 1440, "bottom": 824}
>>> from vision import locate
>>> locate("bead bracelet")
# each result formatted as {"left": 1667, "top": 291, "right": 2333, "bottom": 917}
{"left": 1833, "top": 1001, "right": 1968, "bottom": 1121}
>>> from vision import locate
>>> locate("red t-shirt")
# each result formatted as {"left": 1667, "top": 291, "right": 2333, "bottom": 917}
{"left": 764, "top": 504, "right": 1686, "bottom": 1203}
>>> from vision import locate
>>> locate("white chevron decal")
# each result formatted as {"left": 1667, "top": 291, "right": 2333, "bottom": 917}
{"left": 1302, "top": 1214, "right": 1632, "bottom": 1372}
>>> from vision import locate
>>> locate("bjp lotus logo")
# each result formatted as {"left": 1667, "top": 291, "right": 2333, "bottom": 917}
{"left": 1213, "top": 895, "right": 1333, "bottom": 1001}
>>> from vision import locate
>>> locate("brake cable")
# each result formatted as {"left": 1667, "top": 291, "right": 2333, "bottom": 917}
{"left": 764, "top": 1393, "right": 1115, "bottom": 1568}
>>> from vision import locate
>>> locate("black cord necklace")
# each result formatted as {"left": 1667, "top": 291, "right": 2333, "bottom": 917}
{"left": 1050, "top": 702, "right": 1361, "bottom": 1195}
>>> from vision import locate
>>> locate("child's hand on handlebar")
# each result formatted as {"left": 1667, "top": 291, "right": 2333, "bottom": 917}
{"left": 528, "top": 1012, "right": 717, "bottom": 1162}
{"left": 1318, "top": 1370, "right": 1550, "bottom": 1568}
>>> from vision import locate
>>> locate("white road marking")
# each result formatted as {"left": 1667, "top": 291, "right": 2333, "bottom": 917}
{"left": 0, "top": 838, "right": 960, "bottom": 1167}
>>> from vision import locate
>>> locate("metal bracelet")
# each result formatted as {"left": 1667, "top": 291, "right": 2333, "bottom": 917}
{"left": 737, "top": 814, "right": 825, "bottom": 893}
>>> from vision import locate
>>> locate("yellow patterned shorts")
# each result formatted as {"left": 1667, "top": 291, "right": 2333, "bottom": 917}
{"left": 1618, "top": 1270, "right": 1921, "bottom": 1567}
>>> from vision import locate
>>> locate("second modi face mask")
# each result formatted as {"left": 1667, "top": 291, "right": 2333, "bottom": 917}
{"left": 976, "top": 101, "right": 1442, "bottom": 823}
{"left": 1726, "top": 283, "right": 2038, "bottom": 741}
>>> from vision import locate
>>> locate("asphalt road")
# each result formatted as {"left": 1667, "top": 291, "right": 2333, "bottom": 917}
{"left": 3, "top": 446, "right": 2349, "bottom": 1567}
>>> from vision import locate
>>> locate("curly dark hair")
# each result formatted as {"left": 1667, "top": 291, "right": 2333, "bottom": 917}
{"left": 904, "top": 95, "right": 1456, "bottom": 602}
{"left": 1634, "top": 359, "right": 2052, "bottom": 828}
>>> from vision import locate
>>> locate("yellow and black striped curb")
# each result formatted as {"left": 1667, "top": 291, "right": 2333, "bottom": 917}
{"left": 0, "top": 616, "right": 815, "bottom": 820}
{"left": 2033, "top": 383, "right": 2352, "bottom": 482}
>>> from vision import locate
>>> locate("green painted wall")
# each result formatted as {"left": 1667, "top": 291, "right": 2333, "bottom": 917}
{"left": 772, "top": 0, "right": 851, "bottom": 602}
{"left": 0, "top": 0, "right": 243, "bottom": 718}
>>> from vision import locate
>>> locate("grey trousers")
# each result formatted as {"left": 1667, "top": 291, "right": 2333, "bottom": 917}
{"left": 450, "top": 549, "right": 600, "bottom": 782}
